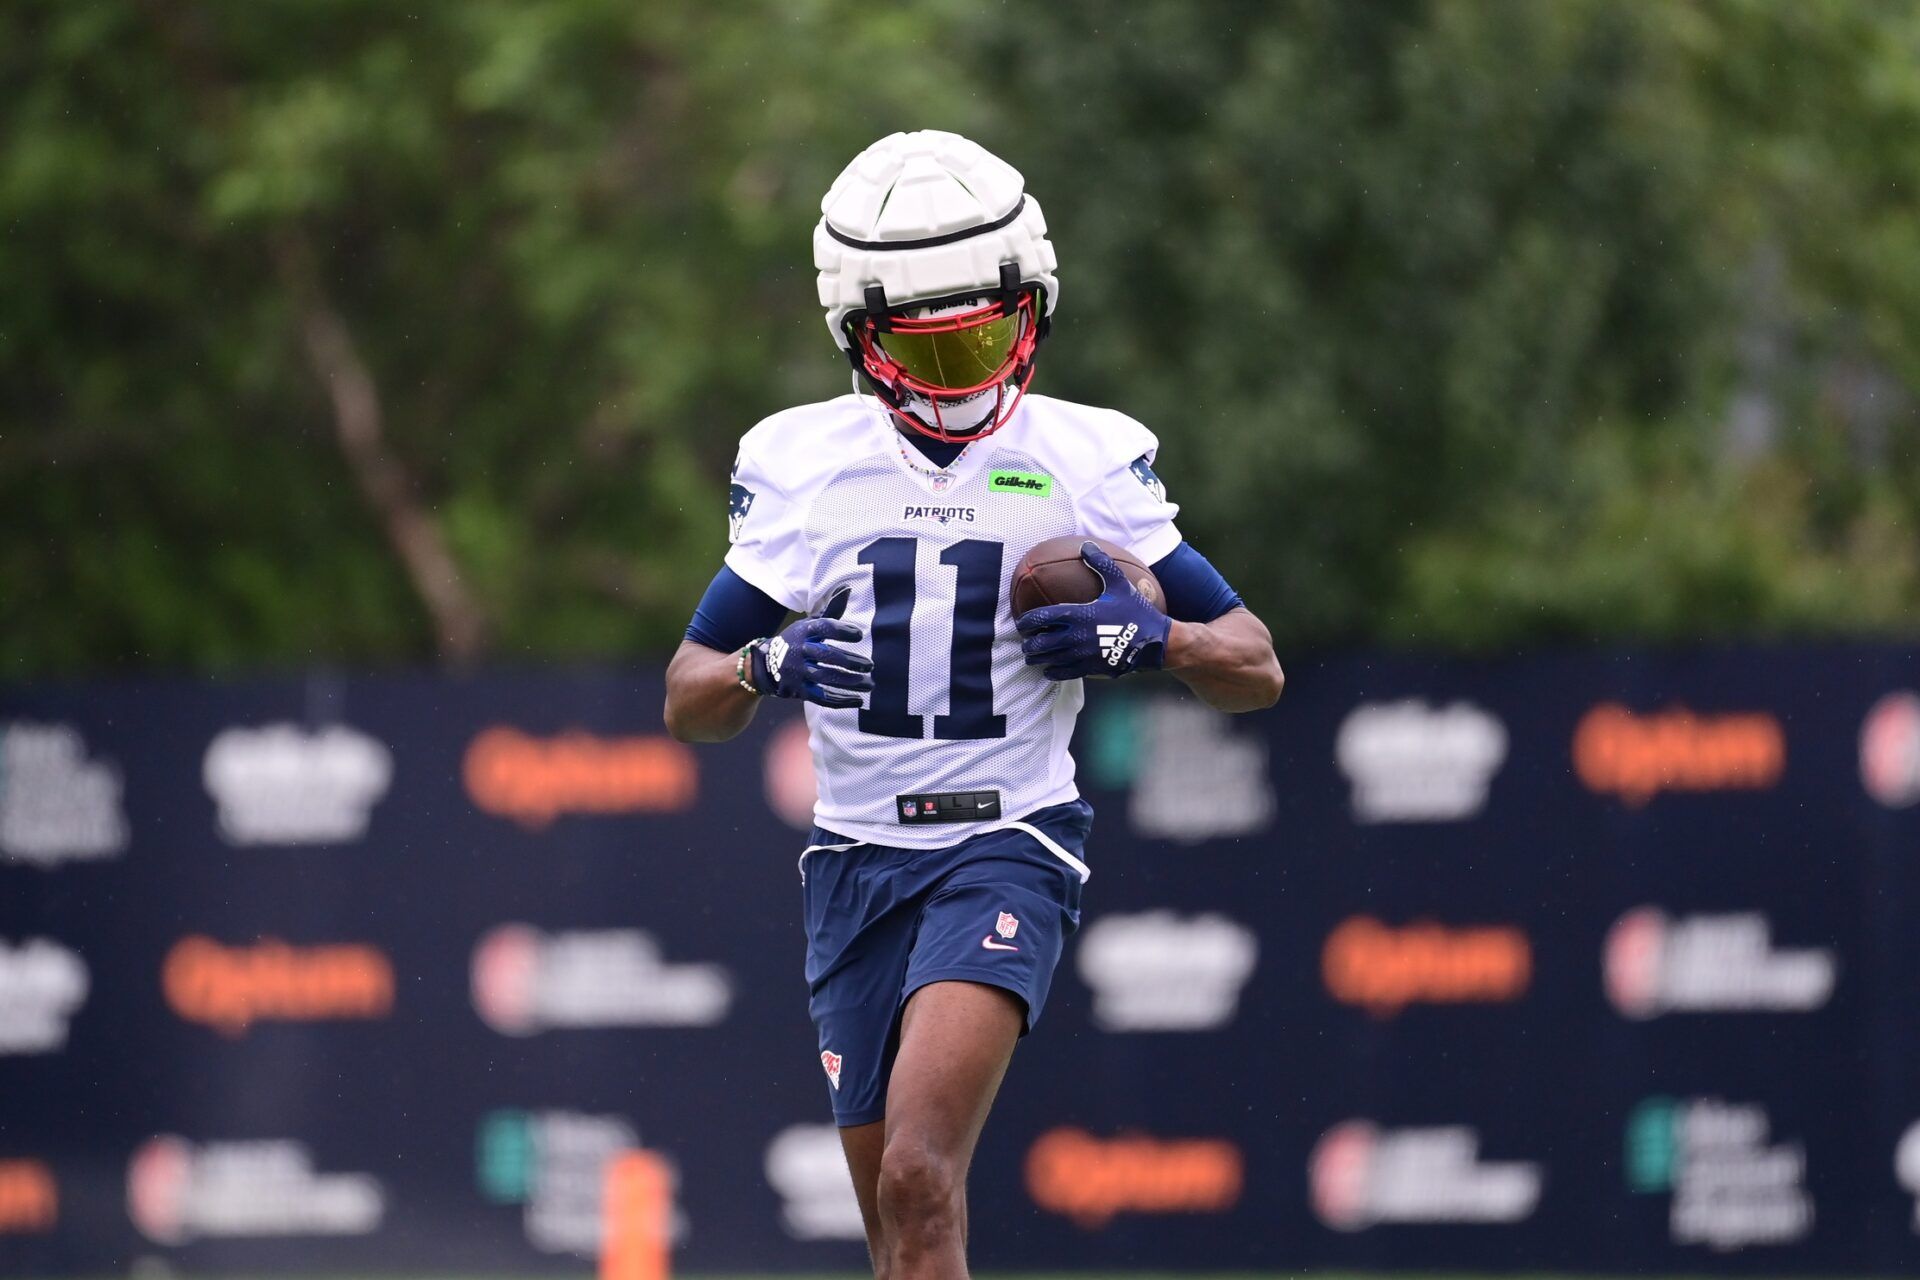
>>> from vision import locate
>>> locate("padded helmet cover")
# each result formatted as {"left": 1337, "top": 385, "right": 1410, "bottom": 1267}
{"left": 814, "top": 131, "right": 1059, "bottom": 350}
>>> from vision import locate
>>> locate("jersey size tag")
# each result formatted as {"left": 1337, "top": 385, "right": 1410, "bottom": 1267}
{"left": 988, "top": 469, "right": 1053, "bottom": 498}
{"left": 896, "top": 790, "right": 1003, "bottom": 824}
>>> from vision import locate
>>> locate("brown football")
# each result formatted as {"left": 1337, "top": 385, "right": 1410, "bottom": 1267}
{"left": 1011, "top": 536, "right": 1162, "bottom": 618}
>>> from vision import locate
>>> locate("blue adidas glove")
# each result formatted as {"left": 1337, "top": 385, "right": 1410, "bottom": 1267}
{"left": 751, "top": 617, "right": 874, "bottom": 708}
{"left": 1015, "top": 541, "right": 1171, "bottom": 681}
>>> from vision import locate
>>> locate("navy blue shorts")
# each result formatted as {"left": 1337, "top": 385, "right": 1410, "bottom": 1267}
{"left": 799, "top": 799, "right": 1093, "bottom": 1127}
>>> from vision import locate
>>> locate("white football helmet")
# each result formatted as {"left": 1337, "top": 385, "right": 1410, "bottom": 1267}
{"left": 814, "top": 130, "right": 1059, "bottom": 442}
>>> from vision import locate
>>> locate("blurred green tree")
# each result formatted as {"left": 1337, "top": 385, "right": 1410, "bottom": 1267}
{"left": 3, "top": 0, "right": 1919, "bottom": 675}
{"left": 1, "top": 0, "right": 984, "bottom": 672}
{"left": 970, "top": 0, "right": 1920, "bottom": 648}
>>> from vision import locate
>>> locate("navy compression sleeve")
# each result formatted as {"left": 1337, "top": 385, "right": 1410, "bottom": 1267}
{"left": 684, "top": 565, "right": 792, "bottom": 652}
{"left": 1150, "top": 542, "right": 1245, "bottom": 623}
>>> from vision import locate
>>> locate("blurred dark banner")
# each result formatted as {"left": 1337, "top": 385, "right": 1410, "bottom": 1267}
{"left": 4, "top": 648, "right": 1920, "bottom": 1275}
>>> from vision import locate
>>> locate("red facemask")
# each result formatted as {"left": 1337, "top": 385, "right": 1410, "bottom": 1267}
{"left": 849, "top": 288, "right": 1045, "bottom": 443}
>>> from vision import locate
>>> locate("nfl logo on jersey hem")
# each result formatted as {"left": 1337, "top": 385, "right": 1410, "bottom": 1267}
{"left": 895, "top": 790, "right": 1004, "bottom": 825}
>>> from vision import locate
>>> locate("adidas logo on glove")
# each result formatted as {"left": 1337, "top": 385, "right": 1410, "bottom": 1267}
{"left": 766, "top": 636, "right": 789, "bottom": 682}
{"left": 1098, "top": 622, "right": 1140, "bottom": 668}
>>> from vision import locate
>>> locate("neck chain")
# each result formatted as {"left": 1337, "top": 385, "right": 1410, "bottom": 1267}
{"left": 895, "top": 435, "right": 972, "bottom": 481}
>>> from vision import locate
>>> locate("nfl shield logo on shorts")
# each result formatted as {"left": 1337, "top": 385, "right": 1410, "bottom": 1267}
{"left": 820, "top": 1049, "right": 843, "bottom": 1090}
{"left": 996, "top": 912, "right": 1019, "bottom": 941}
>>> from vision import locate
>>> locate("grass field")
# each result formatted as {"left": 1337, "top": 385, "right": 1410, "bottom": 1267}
{"left": 87, "top": 1274, "right": 1915, "bottom": 1280}
{"left": 69, "top": 1273, "right": 1914, "bottom": 1280}
{"left": 52, "top": 1275, "right": 1745, "bottom": 1280}
{"left": 66, "top": 1273, "right": 1840, "bottom": 1280}
{"left": 61, "top": 1274, "right": 1746, "bottom": 1280}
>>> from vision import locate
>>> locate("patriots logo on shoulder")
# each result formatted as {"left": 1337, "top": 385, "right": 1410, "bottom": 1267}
{"left": 820, "top": 1049, "right": 843, "bottom": 1090}
{"left": 728, "top": 482, "right": 756, "bottom": 543}
{"left": 1130, "top": 455, "right": 1167, "bottom": 504}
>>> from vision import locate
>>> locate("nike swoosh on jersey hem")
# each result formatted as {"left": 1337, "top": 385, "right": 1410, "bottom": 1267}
{"left": 980, "top": 936, "right": 1020, "bottom": 952}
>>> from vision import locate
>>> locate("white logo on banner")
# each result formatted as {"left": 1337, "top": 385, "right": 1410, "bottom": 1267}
{"left": 127, "top": 1136, "right": 384, "bottom": 1244}
{"left": 0, "top": 723, "right": 127, "bottom": 867}
{"left": 762, "top": 715, "right": 818, "bottom": 830}
{"left": 1895, "top": 1121, "right": 1920, "bottom": 1232}
{"left": 1126, "top": 701, "right": 1274, "bottom": 842}
{"left": 1076, "top": 912, "right": 1258, "bottom": 1031}
{"left": 764, "top": 1124, "right": 865, "bottom": 1241}
{"left": 1861, "top": 691, "right": 1920, "bottom": 808}
{"left": 1604, "top": 909, "right": 1835, "bottom": 1019}
{"left": 1310, "top": 1121, "right": 1541, "bottom": 1231}
{"left": 202, "top": 724, "right": 392, "bottom": 845}
{"left": 1628, "top": 1097, "right": 1812, "bottom": 1250}
{"left": 472, "top": 926, "right": 732, "bottom": 1035}
{"left": 0, "top": 939, "right": 88, "bottom": 1054}
{"left": 1335, "top": 700, "right": 1507, "bottom": 823}
{"left": 478, "top": 1110, "right": 674, "bottom": 1258}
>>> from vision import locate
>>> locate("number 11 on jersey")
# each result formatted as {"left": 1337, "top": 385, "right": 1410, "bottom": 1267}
{"left": 856, "top": 536, "right": 1007, "bottom": 741}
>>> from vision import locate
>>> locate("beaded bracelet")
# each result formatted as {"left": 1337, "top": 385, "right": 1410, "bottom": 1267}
{"left": 735, "top": 640, "right": 767, "bottom": 696}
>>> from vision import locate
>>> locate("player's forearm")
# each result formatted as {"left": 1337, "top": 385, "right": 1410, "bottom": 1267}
{"left": 663, "top": 640, "right": 761, "bottom": 742}
{"left": 1164, "top": 607, "right": 1284, "bottom": 712}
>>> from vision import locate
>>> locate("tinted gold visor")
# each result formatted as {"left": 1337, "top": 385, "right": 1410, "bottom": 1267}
{"left": 880, "top": 310, "right": 1019, "bottom": 391}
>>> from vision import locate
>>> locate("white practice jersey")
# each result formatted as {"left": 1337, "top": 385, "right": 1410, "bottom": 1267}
{"left": 725, "top": 393, "right": 1183, "bottom": 849}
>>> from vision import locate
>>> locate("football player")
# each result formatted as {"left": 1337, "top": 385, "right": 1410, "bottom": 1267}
{"left": 665, "top": 131, "right": 1282, "bottom": 1280}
